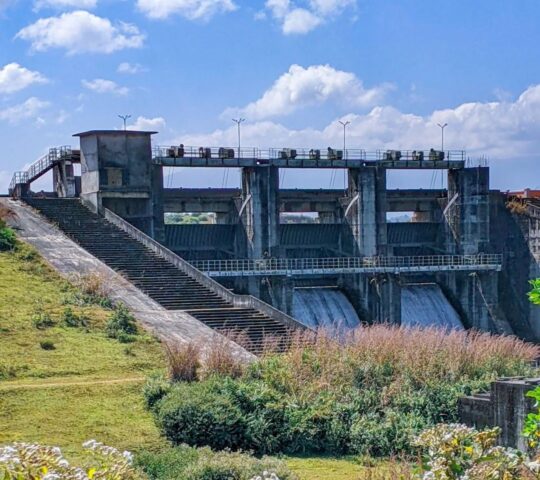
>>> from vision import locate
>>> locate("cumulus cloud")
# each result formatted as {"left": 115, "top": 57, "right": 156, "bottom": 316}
{"left": 0, "top": 63, "right": 48, "bottom": 94}
{"left": 179, "top": 85, "right": 540, "bottom": 163}
{"left": 136, "top": 0, "right": 236, "bottom": 21}
{"left": 16, "top": 11, "right": 145, "bottom": 54}
{"left": 127, "top": 116, "right": 166, "bottom": 131}
{"left": 225, "top": 64, "right": 392, "bottom": 120}
{"left": 82, "top": 78, "right": 129, "bottom": 95}
{"left": 265, "top": 0, "right": 355, "bottom": 34}
{"left": 34, "top": 0, "right": 97, "bottom": 10}
{"left": 117, "top": 62, "right": 144, "bottom": 74}
{"left": 0, "top": 97, "right": 50, "bottom": 124}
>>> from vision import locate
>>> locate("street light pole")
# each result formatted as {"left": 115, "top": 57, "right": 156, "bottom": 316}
{"left": 437, "top": 122, "right": 448, "bottom": 151}
{"left": 338, "top": 120, "right": 351, "bottom": 155}
{"left": 232, "top": 118, "right": 245, "bottom": 158}
{"left": 437, "top": 123, "right": 448, "bottom": 189}
{"left": 118, "top": 114, "right": 131, "bottom": 131}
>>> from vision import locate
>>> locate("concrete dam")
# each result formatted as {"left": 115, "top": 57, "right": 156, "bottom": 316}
{"left": 7, "top": 130, "right": 540, "bottom": 349}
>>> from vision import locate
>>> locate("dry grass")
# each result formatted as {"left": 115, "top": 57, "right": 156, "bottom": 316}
{"left": 199, "top": 332, "right": 246, "bottom": 380}
{"left": 0, "top": 204, "right": 17, "bottom": 222}
{"left": 260, "top": 325, "right": 540, "bottom": 398}
{"left": 70, "top": 272, "right": 112, "bottom": 299}
{"left": 164, "top": 341, "right": 200, "bottom": 382}
{"left": 507, "top": 198, "right": 528, "bottom": 215}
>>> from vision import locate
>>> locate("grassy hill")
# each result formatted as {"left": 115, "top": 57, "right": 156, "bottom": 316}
{"left": 0, "top": 244, "right": 165, "bottom": 460}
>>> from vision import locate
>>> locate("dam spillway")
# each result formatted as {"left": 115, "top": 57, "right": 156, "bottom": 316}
{"left": 401, "top": 283, "right": 463, "bottom": 330}
{"left": 292, "top": 287, "right": 361, "bottom": 330}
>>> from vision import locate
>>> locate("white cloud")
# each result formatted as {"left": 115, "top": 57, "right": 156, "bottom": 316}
{"left": 225, "top": 64, "right": 392, "bottom": 120}
{"left": 34, "top": 0, "right": 97, "bottom": 10}
{"left": 117, "top": 62, "right": 144, "bottom": 74}
{"left": 136, "top": 0, "right": 236, "bottom": 21}
{"left": 0, "top": 63, "right": 48, "bottom": 94}
{"left": 82, "top": 78, "right": 129, "bottom": 95}
{"left": 0, "top": 97, "right": 50, "bottom": 124}
{"left": 127, "top": 116, "right": 166, "bottom": 131}
{"left": 265, "top": 0, "right": 355, "bottom": 34}
{"left": 178, "top": 85, "right": 540, "bottom": 163}
{"left": 16, "top": 11, "right": 145, "bottom": 55}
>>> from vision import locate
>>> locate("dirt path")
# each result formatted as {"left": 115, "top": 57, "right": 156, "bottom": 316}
{"left": 0, "top": 376, "right": 145, "bottom": 391}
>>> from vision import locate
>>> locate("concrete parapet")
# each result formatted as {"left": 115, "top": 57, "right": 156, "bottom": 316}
{"left": 459, "top": 377, "right": 540, "bottom": 450}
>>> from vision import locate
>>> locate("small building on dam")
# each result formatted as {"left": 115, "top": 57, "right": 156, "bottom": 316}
{"left": 7, "top": 129, "right": 540, "bottom": 344}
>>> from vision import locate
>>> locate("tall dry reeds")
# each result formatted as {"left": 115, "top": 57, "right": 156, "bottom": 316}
{"left": 71, "top": 272, "right": 112, "bottom": 299}
{"left": 164, "top": 332, "right": 247, "bottom": 383}
{"left": 0, "top": 204, "right": 16, "bottom": 223}
{"left": 164, "top": 341, "right": 201, "bottom": 382}
{"left": 259, "top": 325, "right": 539, "bottom": 399}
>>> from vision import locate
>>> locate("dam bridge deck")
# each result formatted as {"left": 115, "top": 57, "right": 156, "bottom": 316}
{"left": 190, "top": 254, "right": 503, "bottom": 277}
{"left": 154, "top": 146, "right": 465, "bottom": 169}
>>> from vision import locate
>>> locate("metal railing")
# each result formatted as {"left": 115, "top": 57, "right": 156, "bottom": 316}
{"left": 153, "top": 146, "right": 466, "bottom": 166}
{"left": 190, "top": 254, "right": 503, "bottom": 277}
{"left": 9, "top": 146, "right": 72, "bottom": 195}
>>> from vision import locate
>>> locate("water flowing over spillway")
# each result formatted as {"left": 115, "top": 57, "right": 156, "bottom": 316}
{"left": 401, "top": 283, "right": 464, "bottom": 330}
{"left": 292, "top": 288, "right": 361, "bottom": 330}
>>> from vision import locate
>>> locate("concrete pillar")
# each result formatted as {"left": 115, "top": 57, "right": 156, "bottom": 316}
{"left": 346, "top": 167, "right": 387, "bottom": 256}
{"left": 53, "top": 161, "right": 76, "bottom": 198}
{"left": 240, "top": 166, "right": 280, "bottom": 259}
{"left": 446, "top": 167, "right": 490, "bottom": 255}
{"left": 151, "top": 165, "right": 165, "bottom": 243}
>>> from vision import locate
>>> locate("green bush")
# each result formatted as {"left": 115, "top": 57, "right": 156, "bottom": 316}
{"left": 40, "top": 340, "right": 56, "bottom": 350}
{"left": 136, "top": 445, "right": 295, "bottom": 480}
{"left": 157, "top": 380, "right": 247, "bottom": 451}
{"left": 32, "top": 310, "right": 55, "bottom": 329}
{"left": 106, "top": 304, "right": 138, "bottom": 339}
{"left": 0, "top": 222, "right": 16, "bottom": 251}
{"left": 62, "top": 307, "right": 88, "bottom": 328}
{"left": 143, "top": 374, "right": 172, "bottom": 410}
{"left": 150, "top": 326, "right": 539, "bottom": 457}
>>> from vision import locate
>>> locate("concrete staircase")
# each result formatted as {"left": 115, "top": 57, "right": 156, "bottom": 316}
{"left": 25, "top": 198, "right": 296, "bottom": 352}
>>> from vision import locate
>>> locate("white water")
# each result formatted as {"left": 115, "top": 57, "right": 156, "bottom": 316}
{"left": 292, "top": 288, "right": 361, "bottom": 330}
{"left": 401, "top": 283, "right": 464, "bottom": 330}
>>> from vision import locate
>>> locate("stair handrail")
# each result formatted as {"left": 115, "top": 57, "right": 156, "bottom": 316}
{"left": 9, "top": 146, "right": 73, "bottom": 195}
{"left": 101, "top": 206, "right": 308, "bottom": 332}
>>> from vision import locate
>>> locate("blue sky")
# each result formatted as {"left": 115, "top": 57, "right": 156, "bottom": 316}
{"left": 1, "top": 0, "right": 540, "bottom": 191}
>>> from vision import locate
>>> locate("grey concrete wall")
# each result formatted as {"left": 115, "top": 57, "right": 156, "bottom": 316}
{"left": 459, "top": 378, "right": 540, "bottom": 450}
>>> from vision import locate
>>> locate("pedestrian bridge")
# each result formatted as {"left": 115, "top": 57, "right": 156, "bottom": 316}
{"left": 190, "top": 254, "right": 503, "bottom": 277}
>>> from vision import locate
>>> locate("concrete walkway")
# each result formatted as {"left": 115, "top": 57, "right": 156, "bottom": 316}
{"left": 0, "top": 198, "right": 253, "bottom": 361}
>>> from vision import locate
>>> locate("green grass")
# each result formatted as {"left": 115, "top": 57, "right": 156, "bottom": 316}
{"left": 0, "top": 247, "right": 166, "bottom": 460}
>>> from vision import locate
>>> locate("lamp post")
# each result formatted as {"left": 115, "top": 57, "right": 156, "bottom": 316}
{"left": 118, "top": 114, "right": 131, "bottom": 131}
{"left": 437, "top": 122, "right": 448, "bottom": 151}
{"left": 338, "top": 120, "right": 351, "bottom": 156}
{"left": 437, "top": 123, "right": 448, "bottom": 189}
{"left": 232, "top": 118, "right": 245, "bottom": 158}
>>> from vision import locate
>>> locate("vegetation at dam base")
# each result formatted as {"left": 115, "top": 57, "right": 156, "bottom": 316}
{"left": 146, "top": 328, "right": 538, "bottom": 460}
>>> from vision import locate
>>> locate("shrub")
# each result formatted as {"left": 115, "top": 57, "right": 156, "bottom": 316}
{"left": 165, "top": 341, "right": 201, "bottom": 382}
{"left": 0, "top": 223, "right": 16, "bottom": 251}
{"left": 0, "top": 440, "right": 142, "bottom": 480}
{"left": 150, "top": 326, "right": 539, "bottom": 457}
{"left": 413, "top": 424, "right": 540, "bottom": 479}
{"left": 40, "top": 340, "right": 56, "bottom": 350}
{"left": 143, "top": 374, "right": 172, "bottom": 410}
{"left": 32, "top": 308, "right": 55, "bottom": 329}
{"left": 156, "top": 380, "right": 247, "bottom": 450}
{"left": 136, "top": 445, "right": 295, "bottom": 480}
{"left": 106, "top": 304, "right": 138, "bottom": 339}
{"left": 62, "top": 306, "right": 88, "bottom": 327}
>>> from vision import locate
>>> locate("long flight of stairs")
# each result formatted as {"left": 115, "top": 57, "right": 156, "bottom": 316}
{"left": 25, "top": 198, "right": 296, "bottom": 352}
